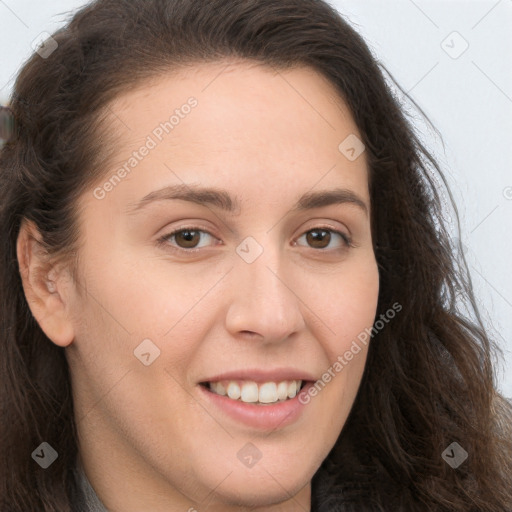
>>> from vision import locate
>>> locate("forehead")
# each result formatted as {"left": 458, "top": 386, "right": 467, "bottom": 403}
{"left": 91, "top": 60, "right": 369, "bottom": 209}
{"left": 107, "top": 59, "right": 361, "bottom": 147}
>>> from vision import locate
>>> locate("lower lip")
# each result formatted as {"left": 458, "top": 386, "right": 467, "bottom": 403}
{"left": 198, "top": 382, "right": 313, "bottom": 430}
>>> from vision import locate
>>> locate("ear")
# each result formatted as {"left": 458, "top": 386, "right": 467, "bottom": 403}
{"left": 16, "top": 219, "right": 75, "bottom": 347}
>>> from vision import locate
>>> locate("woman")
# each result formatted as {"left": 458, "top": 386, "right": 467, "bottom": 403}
{"left": 1, "top": 0, "right": 511, "bottom": 511}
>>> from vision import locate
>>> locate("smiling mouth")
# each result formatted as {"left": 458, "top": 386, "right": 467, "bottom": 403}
{"left": 200, "top": 379, "right": 308, "bottom": 405}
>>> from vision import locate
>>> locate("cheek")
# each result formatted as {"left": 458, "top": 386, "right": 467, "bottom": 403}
{"left": 320, "top": 257, "right": 379, "bottom": 358}
{"left": 68, "top": 255, "right": 220, "bottom": 402}
{"left": 89, "top": 251, "right": 230, "bottom": 339}
{"left": 291, "top": 254, "right": 378, "bottom": 419}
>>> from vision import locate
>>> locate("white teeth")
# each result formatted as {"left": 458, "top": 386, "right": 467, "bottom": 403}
{"left": 226, "top": 382, "right": 240, "bottom": 400}
{"left": 212, "top": 381, "right": 226, "bottom": 396}
{"left": 259, "top": 382, "right": 278, "bottom": 403}
{"left": 288, "top": 380, "right": 297, "bottom": 398}
{"left": 208, "top": 379, "right": 303, "bottom": 404}
{"left": 240, "top": 382, "right": 259, "bottom": 403}
{"left": 277, "top": 381, "right": 289, "bottom": 401}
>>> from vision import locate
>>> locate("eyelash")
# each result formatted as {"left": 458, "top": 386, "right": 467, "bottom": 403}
{"left": 157, "top": 225, "right": 354, "bottom": 254}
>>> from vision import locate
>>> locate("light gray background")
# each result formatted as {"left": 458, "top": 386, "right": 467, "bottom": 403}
{"left": 1, "top": 0, "right": 511, "bottom": 397}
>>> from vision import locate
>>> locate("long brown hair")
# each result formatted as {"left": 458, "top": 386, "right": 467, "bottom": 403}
{"left": 1, "top": 1, "right": 511, "bottom": 510}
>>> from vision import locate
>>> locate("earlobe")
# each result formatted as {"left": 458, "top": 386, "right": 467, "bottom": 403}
{"left": 16, "top": 219, "right": 75, "bottom": 348}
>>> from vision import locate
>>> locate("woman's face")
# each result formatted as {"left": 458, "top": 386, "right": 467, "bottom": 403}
{"left": 61, "top": 61, "right": 379, "bottom": 510}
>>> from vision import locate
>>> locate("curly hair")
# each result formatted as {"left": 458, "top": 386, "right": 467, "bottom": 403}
{"left": 1, "top": 1, "right": 511, "bottom": 510}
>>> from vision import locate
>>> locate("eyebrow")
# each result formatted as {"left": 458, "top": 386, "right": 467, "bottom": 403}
{"left": 127, "top": 183, "right": 368, "bottom": 216}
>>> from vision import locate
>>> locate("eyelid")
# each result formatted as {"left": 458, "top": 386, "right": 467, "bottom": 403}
{"left": 293, "top": 225, "right": 353, "bottom": 250}
{"left": 157, "top": 223, "right": 354, "bottom": 253}
{"left": 156, "top": 224, "right": 221, "bottom": 252}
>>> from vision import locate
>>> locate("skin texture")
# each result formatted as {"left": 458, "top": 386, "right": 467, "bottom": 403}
{"left": 17, "top": 61, "right": 379, "bottom": 512}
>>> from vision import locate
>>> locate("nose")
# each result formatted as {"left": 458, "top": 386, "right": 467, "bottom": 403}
{"left": 224, "top": 244, "right": 306, "bottom": 344}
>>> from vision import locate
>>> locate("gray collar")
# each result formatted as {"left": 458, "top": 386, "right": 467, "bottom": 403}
{"left": 74, "top": 462, "right": 109, "bottom": 512}
{"left": 73, "top": 460, "right": 335, "bottom": 512}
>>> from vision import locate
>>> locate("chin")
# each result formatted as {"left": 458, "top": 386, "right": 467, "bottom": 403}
{"left": 213, "top": 486, "right": 304, "bottom": 510}
{"left": 207, "top": 464, "right": 310, "bottom": 508}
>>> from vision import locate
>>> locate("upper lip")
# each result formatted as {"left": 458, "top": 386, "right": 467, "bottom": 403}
{"left": 200, "top": 368, "right": 317, "bottom": 384}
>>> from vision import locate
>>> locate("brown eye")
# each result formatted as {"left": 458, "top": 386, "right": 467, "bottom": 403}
{"left": 296, "top": 228, "right": 351, "bottom": 251}
{"left": 306, "top": 229, "right": 331, "bottom": 249}
{"left": 159, "top": 227, "right": 217, "bottom": 252}
{"left": 174, "top": 229, "right": 202, "bottom": 248}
